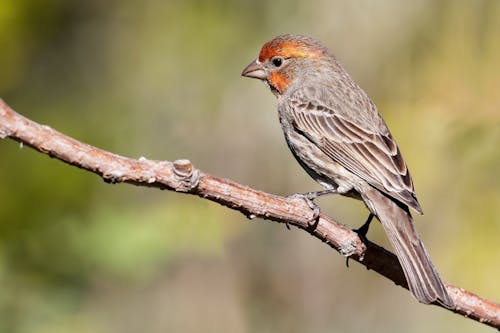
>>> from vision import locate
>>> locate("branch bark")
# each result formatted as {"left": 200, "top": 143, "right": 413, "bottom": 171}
{"left": 0, "top": 99, "right": 498, "bottom": 329}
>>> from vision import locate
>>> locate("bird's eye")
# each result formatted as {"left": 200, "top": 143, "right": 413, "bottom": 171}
{"left": 271, "top": 57, "right": 283, "bottom": 67}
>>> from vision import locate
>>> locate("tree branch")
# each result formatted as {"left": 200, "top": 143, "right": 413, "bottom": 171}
{"left": 0, "top": 99, "right": 498, "bottom": 329}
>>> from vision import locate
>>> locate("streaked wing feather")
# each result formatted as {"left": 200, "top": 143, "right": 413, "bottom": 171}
{"left": 290, "top": 99, "right": 421, "bottom": 213}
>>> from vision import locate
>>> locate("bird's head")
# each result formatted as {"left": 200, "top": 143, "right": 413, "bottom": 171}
{"left": 242, "top": 34, "right": 330, "bottom": 96}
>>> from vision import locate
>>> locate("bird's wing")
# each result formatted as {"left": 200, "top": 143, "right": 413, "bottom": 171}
{"left": 288, "top": 88, "right": 422, "bottom": 214}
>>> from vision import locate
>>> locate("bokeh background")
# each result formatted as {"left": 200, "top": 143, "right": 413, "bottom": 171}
{"left": 1, "top": 0, "right": 499, "bottom": 332}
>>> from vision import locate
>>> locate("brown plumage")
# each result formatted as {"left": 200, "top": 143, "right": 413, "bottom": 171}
{"left": 242, "top": 34, "right": 453, "bottom": 308}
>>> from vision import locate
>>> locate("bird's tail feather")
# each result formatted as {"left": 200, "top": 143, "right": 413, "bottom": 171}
{"left": 362, "top": 188, "right": 454, "bottom": 308}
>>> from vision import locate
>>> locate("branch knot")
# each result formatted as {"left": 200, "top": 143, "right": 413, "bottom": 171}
{"left": 172, "top": 159, "right": 199, "bottom": 192}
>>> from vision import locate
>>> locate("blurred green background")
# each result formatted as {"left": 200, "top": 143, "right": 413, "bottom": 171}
{"left": 1, "top": 0, "right": 499, "bottom": 332}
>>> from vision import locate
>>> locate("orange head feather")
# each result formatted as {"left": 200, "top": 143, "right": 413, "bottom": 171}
{"left": 267, "top": 71, "right": 289, "bottom": 93}
{"left": 258, "top": 34, "right": 328, "bottom": 62}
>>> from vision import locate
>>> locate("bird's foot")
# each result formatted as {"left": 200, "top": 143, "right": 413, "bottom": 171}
{"left": 346, "top": 213, "right": 375, "bottom": 268}
{"left": 287, "top": 193, "right": 320, "bottom": 228}
{"left": 287, "top": 189, "right": 337, "bottom": 228}
{"left": 353, "top": 213, "right": 375, "bottom": 239}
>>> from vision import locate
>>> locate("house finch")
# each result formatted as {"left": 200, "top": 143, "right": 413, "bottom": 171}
{"left": 242, "top": 34, "right": 453, "bottom": 308}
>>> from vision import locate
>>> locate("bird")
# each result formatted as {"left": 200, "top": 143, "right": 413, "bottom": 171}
{"left": 241, "top": 34, "right": 454, "bottom": 308}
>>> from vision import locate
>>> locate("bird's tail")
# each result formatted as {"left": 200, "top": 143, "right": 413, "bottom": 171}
{"left": 361, "top": 187, "right": 454, "bottom": 308}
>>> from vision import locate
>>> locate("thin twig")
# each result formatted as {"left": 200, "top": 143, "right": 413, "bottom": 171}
{"left": 0, "top": 99, "right": 498, "bottom": 329}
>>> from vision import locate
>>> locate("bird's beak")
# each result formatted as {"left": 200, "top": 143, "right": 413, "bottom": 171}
{"left": 241, "top": 59, "right": 267, "bottom": 80}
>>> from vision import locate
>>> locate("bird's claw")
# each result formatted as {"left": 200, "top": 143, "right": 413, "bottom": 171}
{"left": 287, "top": 193, "right": 321, "bottom": 228}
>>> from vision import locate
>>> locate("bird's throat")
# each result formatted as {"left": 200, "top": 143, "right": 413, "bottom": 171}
{"left": 268, "top": 72, "right": 289, "bottom": 95}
